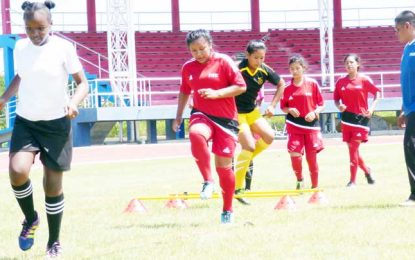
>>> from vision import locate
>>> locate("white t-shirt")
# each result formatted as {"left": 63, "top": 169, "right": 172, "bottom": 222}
{"left": 14, "top": 35, "right": 83, "bottom": 121}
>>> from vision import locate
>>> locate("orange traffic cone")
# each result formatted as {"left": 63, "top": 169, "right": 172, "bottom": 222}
{"left": 124, "top": 199, "right": 147, "bottom": 213}
{"left": 165, "top": 198, "right": 188, "bottom": 209}
{"left": 274, "top": 195, "right": 296, "bottom": 210}
{"left": 308, "top": 191, "right": 328, "bottom": 204}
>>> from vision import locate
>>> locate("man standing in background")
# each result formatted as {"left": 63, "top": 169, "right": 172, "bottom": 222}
{"left": 394, "top": 10, "right": 415, "bottom": 206}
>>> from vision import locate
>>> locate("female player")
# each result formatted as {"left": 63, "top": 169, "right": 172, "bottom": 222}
{"left": 0, "top": 1, "right": 88, "bottom": 257}
{"left": 334, "top": 54, "right": 380, "bottom": 187}
{"left": 233, "top": 40, "right": 285, "bottom": 204}
{"left": 172, "top": 29, "right": 246, "bottom": 224}
{"left": 231, "top": 52, "right": 265, "bottom": 193}
{"left": 280, "top": 55, "right": 324, "bottom": 190}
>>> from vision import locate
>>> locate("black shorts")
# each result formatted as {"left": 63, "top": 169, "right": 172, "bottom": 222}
{"left": 10, "top": 115, "right": 73, "bottom": 171}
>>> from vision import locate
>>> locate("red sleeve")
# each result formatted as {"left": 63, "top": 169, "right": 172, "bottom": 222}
{"left": 333, "top": 79, "right": 341, "bottom": 101}
{"left": 180, "top": 64, "right": 192, "bottom": 95}
{"left": 363, "top": 76, "right": 380, "bottom": 96}
{"left": 280, "top": 87, "right": 289, "bottom": 110}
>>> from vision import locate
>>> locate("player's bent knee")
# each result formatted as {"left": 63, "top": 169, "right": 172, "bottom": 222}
{"left": 243, "top": 145, "right": 256, "bottom": 152}
{"left": 262, "top": 134, "right": 274, "bottom": 144}
{"left": 189, "top": 130, "right": 206, "bottom": 141}
{"left": 9, "top": 169, "right": 30, "bottom": 186}
{"left": 240, "top": 139, "right": 256, "bottom": 152}
{"left": 9, "top": 163, "right": 31, "bottom": 176}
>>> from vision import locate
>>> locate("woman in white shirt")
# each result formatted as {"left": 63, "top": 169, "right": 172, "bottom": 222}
{"left": 0, "top": 1, "right": 88, "bottom": 257}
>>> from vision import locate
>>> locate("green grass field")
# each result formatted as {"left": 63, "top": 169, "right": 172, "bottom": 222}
{"left": 1, "top": 139, "right": 415, "bottom": 259}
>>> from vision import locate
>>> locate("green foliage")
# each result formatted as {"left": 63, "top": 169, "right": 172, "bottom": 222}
{"left": 0, "top": 76, "right": 4, "bottom": 92}
{"left": 107, "top": 121, "right": 166, "bottom": 138}
{"left": 106, "top": 119, "right": 188, "bottom": 139}
{"left": 374, "top": 111, "right": 399, "bottom": 129}
{"left": 107, "top": 121, "right": 127, "bottom": 138}
{"left": 0, "top": 76, "right": 5, "bottom": 129}
{"left": 266, "top": 115, "right": 286, "bottom": 131}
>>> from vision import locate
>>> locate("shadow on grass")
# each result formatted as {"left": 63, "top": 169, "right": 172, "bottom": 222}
{"left": 188, "top": 203, "right": 211, "bottom": 209}
{"left": 139, "top": 223, "right": 183, "bottom": 229}
{"left": 330, "top": 203, "right": 400, "bottom": 210}
{"left": 112, "top": 224, "right": 136, "bottom": 230}
{"left": 138, "top": 222, "right": 202, "bottom": 229}
{"left": 111, "top": 223, "right": 185, "bottom": 230}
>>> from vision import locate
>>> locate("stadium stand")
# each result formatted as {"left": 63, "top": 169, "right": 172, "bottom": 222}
{"left": 65, "top": 27, "right": 401, "bottom": 74}
{"left": 62, "top": 25, "right": 402, "bottom": 106}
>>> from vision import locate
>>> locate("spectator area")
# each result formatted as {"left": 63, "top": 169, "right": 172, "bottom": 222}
{"left": 64, "top": 26, "right": 401, "bottom": 75}
{"left": 62, "top": 26, "right": 403, "bottom": 105}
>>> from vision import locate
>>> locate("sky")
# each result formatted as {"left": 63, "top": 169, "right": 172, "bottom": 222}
{"left": 4, "top": 0, "right": 415, "bottom": 32}
{"left": 0, "top": 0, "right": 414, "bottom": 74}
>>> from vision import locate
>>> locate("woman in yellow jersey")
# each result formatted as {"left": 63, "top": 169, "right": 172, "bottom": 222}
{"left": 234, "top": 40, "right": 285, "bottom": 205}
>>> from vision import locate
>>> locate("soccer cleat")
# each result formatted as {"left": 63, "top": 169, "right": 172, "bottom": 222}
{"left": 18, "top": 212, "right": 39, "bottom": 251}
{"left": 46, "top": 241, "right": 62, "bottom": 258}
{"left": 220, "top": 211, "right": 234, "bottom": 224}
{"left": 296, "top": 181, "right": 304, "bottom": 190}
{"left": 200, "top": 181, "right": 214, "bottom": 200}
{"left": 346, "top": 181, "right": 356, "bottom": 188}
{"left": 365, "top": 174, "right": 375, "bottom": 185}
{"left": 235, "top": 189, "right": 250, "bottom": 205}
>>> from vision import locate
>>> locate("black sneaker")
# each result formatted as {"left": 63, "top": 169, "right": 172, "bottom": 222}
{"left": 365, "top": 174, "right": 375, "bottom": 185}
{"left": 235, "top": 189, "right": 250, "bottom": 205}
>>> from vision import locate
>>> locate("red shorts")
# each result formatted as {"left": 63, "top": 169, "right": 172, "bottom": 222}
{"left": 189, "top": 114, "right": 237, "bottom": 158}
{"left": 287, "top": 131, "right": 324, "bottom": 155}
{"left": 341, "top": 123, "right": 369, "bottom": 143}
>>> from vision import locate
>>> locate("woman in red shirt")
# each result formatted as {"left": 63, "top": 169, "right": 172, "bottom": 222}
{"left": 280, "top": 55, "right": 325, "bottom": 190}
{"left": 334, "top": 54, "right": 380, "bottom": 187}
{"left": 173, "top": 29, "right": 246, "bottom": 224}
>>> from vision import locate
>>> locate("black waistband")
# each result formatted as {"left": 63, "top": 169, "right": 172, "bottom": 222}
{"left": 191, "top": 108, "right": 239, "bottom": 134}
{"left": 341, "top": 111, "right": 369, "bottom": 126}
{"left": 286, "top": 113, "right": 319, "bottom": 127}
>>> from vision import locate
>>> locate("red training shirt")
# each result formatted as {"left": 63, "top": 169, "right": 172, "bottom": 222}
{"left": 333, "top": 74, "right": 380, "bottom": 115}
{"left": 180, "top": 52, "right": 246, "bottom": 120}
{"left": 280, "top": 77, "right": 324, "bottom": 133}
{"left": 280, "top": 77, "right": 324, "bottom": 117}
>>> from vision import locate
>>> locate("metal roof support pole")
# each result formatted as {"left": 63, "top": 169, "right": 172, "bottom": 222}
{"left": 318, "top": 0, "right": 336, "bottom": 133}
{"left": 318, "top": 0, "right": 335, "bottom": 91}
{"left": 106, "top": 0, "right": 138, "bottom": 107}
